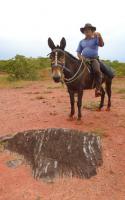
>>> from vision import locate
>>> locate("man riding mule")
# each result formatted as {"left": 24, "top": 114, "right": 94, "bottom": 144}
{"left": 77, "top": 23, "right": 114, "bottom": 97}
{"left": 48, "top": 31, "right": 114, "bottom": 121}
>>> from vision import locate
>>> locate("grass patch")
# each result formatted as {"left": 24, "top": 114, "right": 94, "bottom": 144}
{"left": 104, "top": 60, "right": 125, "bottom": 77}
{"left": 0, "top": 141, "right": 6, "bottom": 152}
{"left": 116, "top": 88, "right": 125, "bottom": 94}
{"left": 47, "top": 85, "right": 62, "bottom": 89}
{"left": 90, "top": 128, "right": 107, "bottom": 137}
{"left": 0, "top": 75, "right": 34, "bottom": 89}
{"left": 83, "top": 101, "right": 100, "bottom": 111}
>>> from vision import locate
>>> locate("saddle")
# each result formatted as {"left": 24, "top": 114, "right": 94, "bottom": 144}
{"left": 85, "top": 58, "right": 115, "bottom": 79}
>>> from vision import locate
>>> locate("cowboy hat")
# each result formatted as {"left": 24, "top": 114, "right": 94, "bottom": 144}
{"left": 80, "top": 23, "right": 96, "bottom": 33}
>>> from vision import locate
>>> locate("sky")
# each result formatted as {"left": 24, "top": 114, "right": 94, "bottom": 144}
{"left": 0, "top": 0, "right": 125, "bottom": 61}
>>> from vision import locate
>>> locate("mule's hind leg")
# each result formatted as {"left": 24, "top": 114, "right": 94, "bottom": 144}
{"left": 105, "top": 79, "right": 112, "bottom": 111}
{"left": 98, "top": 86, "right": 105, "bottom": 110}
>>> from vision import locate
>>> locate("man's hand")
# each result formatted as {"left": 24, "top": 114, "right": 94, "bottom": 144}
{"left": 94, "top": 32, "right": 101, "bottom": 38}
{"left": 94, "top": 32, "right": 104, "bottom": 47}
{"left": 77, "top": 53, "right": 85, "bottom": 61}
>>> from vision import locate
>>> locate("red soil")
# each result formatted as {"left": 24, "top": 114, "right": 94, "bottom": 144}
{"left": 0, "top": 78, "right": 125, "bottom": 200}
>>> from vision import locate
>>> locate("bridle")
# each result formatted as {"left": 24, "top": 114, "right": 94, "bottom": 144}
{"left": 48, "top": 48, "right": 87, "bottom": 84}
{"left": 48, "top": 48, "right": 71, "bottom": 73}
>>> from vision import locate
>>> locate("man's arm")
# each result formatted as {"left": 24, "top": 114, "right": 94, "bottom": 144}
{"left": 77, "top": 52, "right": 85, "bottom": 61}
{"left": 76, "top": 41, "right": 85, "bottom": 60}
{"left": 94, "top": 32, "right": 104, "bottom": 47}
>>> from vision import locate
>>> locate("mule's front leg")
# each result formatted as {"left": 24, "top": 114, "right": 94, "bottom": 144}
{"left": 77, "top": 90, "right": 83, "bottom": 120}
{"left": 68, "top": 89, "right": 75, "bottom": 119}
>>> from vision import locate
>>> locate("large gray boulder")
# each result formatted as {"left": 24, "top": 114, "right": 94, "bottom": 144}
{"left": 1, "top": 128, "right": 103, "bottom": 180}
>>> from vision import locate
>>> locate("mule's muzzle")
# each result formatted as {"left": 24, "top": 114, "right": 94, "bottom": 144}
{"left": 53, "top": 75, "right": 61, "bottom": 83}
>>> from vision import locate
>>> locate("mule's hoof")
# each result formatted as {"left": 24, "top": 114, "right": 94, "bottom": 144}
{"left": 106, "top": 107, "right": 110, "bottom": 111}
{"left": 67, "top": 116, "right": 75, "bottom": 121}
{"left": 96, "top": 108, "right": 102, "bottom": 112}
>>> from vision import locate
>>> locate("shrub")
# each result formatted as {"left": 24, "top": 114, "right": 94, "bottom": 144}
{"left": 0, "top": 55, "right": 124, "bottom": 80}
{"left": 6, "top": 55, "right": 38, "bottom": 81}
{"left": 104, "top": 60, "right": 125, "bottom": 77}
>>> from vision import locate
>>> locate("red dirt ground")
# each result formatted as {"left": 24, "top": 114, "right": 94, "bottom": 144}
{"left": 0, "top": 78, "right": 125, "bottom": 200}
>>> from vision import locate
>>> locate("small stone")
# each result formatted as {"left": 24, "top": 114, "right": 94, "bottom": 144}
{"left": 6, "top": 159, "right": 23, "bottom": 168}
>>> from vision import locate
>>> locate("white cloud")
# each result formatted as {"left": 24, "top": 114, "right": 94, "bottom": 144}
{"left": 0, "top": 0, "right": 125, "bottom": 61}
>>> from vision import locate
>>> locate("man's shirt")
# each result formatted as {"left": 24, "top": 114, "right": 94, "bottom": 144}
{"left": 76, "top": 36, "right": 99, "bottom": 58}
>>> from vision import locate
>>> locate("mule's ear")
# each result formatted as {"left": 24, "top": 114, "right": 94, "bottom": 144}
{"left": 60, "top": 37, "right": 66, "bottom": 50}
{"left": 48, "top": 37, "right": 55, "bottom": 50}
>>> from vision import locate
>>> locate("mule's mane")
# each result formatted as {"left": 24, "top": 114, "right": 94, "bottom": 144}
{"left": 65, "top": 51, "right": 79, "bottom": 62}
{"left": 52, "top": 47, "right": 79, "bottom": 62}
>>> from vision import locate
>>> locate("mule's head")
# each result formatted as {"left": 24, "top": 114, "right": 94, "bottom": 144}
{"left": 48, "top": 37, "right": 66, "bottom": 83}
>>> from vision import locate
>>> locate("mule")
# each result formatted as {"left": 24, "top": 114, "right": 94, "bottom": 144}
{"left": 48, "top": 37, "right": 113, "bottom": 120}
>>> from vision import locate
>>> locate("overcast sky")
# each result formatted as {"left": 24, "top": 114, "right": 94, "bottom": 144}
{"left": 0, "top": 0, "right": 125, "bottom": 61}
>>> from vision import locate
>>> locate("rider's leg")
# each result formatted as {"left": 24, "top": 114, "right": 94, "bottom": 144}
{"left": 91, "top": 59, "right": 102, "bottom": 97}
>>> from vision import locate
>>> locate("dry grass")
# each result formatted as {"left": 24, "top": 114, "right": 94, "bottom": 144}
{"left": 116, "top": 88, "right": 125, "bottom": 94}
{"left": 0, "top": 68, "right": 51, "bottom": 89}
{"left": 0, "top": 74, "right": 33, "bottom": 89}
{"left": 47, "top": 85, "right": 62, "bottom": 89}
{"left": 0, "top": 144, "right": 4, "bottom": 152}
{"left": 83, "top": 101, "right": 100, "bottom": 111}
{"left": 90, "top": 128, "right": 107, "bottom": 137}
{"left": 112, "top": 78, "right": 125, "bottom": 93}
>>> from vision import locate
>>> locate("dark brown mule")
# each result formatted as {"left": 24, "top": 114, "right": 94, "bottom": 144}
{"left": 48, "top": 37, "right": 113, "bottom": 121}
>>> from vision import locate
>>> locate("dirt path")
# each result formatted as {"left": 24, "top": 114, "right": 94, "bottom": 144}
{"left": 0, "top": 78, "right": 125, "bottom": 200}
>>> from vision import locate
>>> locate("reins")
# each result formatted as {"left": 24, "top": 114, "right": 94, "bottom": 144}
{"left": 64, "top": 59, "right": 85, "bottom": 84}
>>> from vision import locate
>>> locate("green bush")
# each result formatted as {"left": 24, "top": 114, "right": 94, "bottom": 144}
{"left": 104, "top": 60, "right": 125, "bottom": 77}
{"left": 0, "top": 55, "right": 124, "bottom": 80}
{"left": 0, "top": 60, "right": 9, "bottom": 72}
{"left": 6, "top": 55, "right": 39, "bottom": 81}
{"left": 37, "top": 57, "right": 51, "bottom": 69}
{"left": 0, "top": 55, "right": 51, "bottom": 81}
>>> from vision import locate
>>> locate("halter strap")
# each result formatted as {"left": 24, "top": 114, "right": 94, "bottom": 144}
{"left": 50, "top": 49, "right": 71, "bottom": 73}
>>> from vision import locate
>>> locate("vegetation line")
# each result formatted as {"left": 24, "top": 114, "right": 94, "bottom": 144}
{"left": 0, "top": 55, "right": 125, "bottom": 82}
